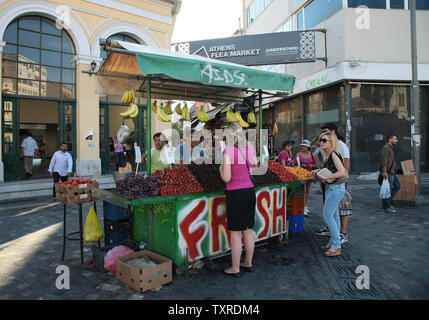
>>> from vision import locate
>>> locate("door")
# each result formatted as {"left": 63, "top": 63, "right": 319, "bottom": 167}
{"left": 99, "top": 104, "right": 110, "bottom": 174}
{"left": 58, "top": 102, "right": 76, "bottom": 173}
{"left": 2, "top": 98, "right": 19, "bottom": 181}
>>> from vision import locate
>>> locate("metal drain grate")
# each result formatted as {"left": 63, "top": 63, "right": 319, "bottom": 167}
{"left": 337, "top": 278, "right": 386, "bottom": 300}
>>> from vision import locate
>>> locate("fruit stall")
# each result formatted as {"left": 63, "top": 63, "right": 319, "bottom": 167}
{"left": 90, "top": 39, "right": 314, "bottom": 271}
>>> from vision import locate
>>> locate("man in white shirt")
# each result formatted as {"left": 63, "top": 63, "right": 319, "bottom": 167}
{"left": 49, "top": 143, "right": 73, "bottom": 199}
{"left": 20, "top": 132, "right": 38, "bottom": 178}
{"left": 315, "top": 123, "right": 351, "bottom": 244}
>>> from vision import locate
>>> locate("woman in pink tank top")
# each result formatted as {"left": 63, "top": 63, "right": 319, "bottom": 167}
{"left": 219, "top": 123, "right": 257, "bottom": 278}
{"left": 295, "top": 140, "right": 317, "bottom": 216}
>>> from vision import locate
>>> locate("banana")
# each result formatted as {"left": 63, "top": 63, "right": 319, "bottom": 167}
{"left": 235, "top": 111, "right": 249, "bottom": 128}
{"left": 182, "top": 103, "right": 190, "bottom": 121}
{"left": 226, "top": 109, "right": 238, "bottom": 122}
{"left": 156, "top": 104, "right": 171, "bottom": 122}
{"left": 247, "top": 111, "right": 256, "bottom": 124}
{"left": 151, "top": 101, "right": 157, "bottom": 113}
{"left": 175, "top": 104, "right": 182, "bottom": 115}
{"left": 273, "top": 123, "right": 278, "bottom": 136}
{"left": 120, "top": 103, "right": 137, "bottom": 118}
{"left": 164, "top": 102, "right": 173, "bottom": 115}
{"left": 128, "top": 103, "right": 139, "bottom": 118}
{"left": 130, "top": 90, "right": 135, "bottom": 104}
{"left": 198, "top": 107, "right": 210, "bottom": 122}
{"left": 121, "top": 90, "right": 129, "bottom": 104}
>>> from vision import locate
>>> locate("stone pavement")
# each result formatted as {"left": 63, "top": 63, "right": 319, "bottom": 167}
{"left": 0, "top": 177, "right": 428, "bottom": 300}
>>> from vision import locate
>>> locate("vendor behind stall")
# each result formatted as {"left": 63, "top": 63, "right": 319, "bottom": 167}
{"left": 141, "top": 132, "right": 171, "bottom": 174}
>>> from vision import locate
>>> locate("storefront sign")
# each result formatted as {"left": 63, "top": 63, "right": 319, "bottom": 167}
{"left": 177, "top": 186, "right": 288, "bottom": 261}
{"left": 172, "top": 31, "right": 316, "bottom": 66}
{"left": 306, "top": 74, "right": 330, "bottom": 90}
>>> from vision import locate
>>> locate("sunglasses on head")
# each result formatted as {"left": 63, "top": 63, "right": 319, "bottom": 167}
{"left": 319, "top": 138, "right": 329, "bottom": 143}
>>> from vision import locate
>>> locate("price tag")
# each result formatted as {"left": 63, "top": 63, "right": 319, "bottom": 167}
{"left": 78, "top": 184, "right": 87, "bottom": 189}
{"left": 134, "top": 145, "right": 141, "bottom": 164}
{"left": 263, "top": 145, "right": 269, "bottom": 158}
{"left": 219, "top": 141, "right": 226, "bottom": 153}
{"left": 79, "top": 194, "right": 88, "bottom": 200}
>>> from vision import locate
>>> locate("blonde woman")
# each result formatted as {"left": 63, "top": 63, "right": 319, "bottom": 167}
{"left": 219, "top": 122, "right": 257, "bottom": 277}
{"left": 312, "top": 132, "right": 346, "bottom": 257}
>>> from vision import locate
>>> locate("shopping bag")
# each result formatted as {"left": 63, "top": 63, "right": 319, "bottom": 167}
{"left": 339, "top": 191, "right": 352, "bottom": 216}
{"left": 83, "top": 205, "right": 105, "bottom": 244}
{"left": 379, "top": 178, "right": 391, "bottom": 199}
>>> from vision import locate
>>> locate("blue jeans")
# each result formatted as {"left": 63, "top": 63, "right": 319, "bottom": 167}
{"left": 323, "top": 183, "right": 346, "bottom": 250}
{"left": 382, "top": 173, "right": 401, "bottom": 209}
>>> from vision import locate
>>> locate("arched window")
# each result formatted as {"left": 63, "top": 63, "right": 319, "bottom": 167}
{"left": 100, "top": 33, "right": 139, "bottom": 61}
{"left": 2, "top": 16, "right": 76, "bottom": 99}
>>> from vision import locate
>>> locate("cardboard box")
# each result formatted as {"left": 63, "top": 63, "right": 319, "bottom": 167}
{"left": 401, "top": 160, "right": 418, "bottom": 184}
{"left": 116, "top": 250, "right": 172, "bottom": 293}
{"left": 392, "top": 174, "right": 416, "bottom": 207}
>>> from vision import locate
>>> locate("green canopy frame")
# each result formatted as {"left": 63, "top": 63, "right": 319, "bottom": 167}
{"left": 94, "top": 39, "right": 295, "bottom": 176}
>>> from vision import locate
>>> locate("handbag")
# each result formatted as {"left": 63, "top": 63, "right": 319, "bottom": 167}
{"left": 238, "top": 148, "right": 256, "bottom": 186}
{"left": 317, "top": 168, "right": 335, "bottom": 183}
{"left": 339, "top": 191, "right": 352, "bottom": 216}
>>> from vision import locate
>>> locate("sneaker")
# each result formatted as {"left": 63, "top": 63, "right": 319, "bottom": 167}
{"left": 385, "top": 207, "right": 397, "bottom": 213}
{"left": 304, "top": 207, "right": 310, "bottom": 216}
{"left": 315, "top": 227, "right": 330, "bottom": 236}
{"left": 340, "top": 233, "right": 349, "bottom": 244}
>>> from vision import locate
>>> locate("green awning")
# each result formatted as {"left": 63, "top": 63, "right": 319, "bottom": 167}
{"left": 111, "top": 41, "right": 295, "bottom": 92}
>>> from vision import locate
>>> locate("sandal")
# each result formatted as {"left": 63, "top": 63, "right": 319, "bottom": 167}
{"left": 321, "top": 244, "right": 331, "bottom": 251}
{"left": 223, "top": 270, "right": 241, "bottom": 278}
{"left": 240, "top": 265, "right": 253, "bottom": 273}
{"left": 324, "top": 248, "right": 341, "bottom": 257}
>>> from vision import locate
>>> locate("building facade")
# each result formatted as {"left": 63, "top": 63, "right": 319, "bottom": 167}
{"left": 243, "top": 0, "right": 429, "bottom": 174}
{"left": 0, "top": 0, "right": 181, "bottom": 182}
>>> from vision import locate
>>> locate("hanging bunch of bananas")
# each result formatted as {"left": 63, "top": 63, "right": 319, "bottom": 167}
{"left": 119, "top": 102, "right": 139, "bottom": 119}
{"left": 273, "top": 123, "right": 278, "bottom": 136}
{"left": 247, "top": 111, "right": 257, "bottom": 124}
{"left": 121, "top": 89, "right": 135, "bottom": 104}
{"left": 174, "top": 103, "right": 182, "bottom": 116}
{"left": 235, "top": 111, "right": 249, "bottom": 128}
{"left": 164, "top": 101, "right": 173, "bottom": 115}
{"left": 226, "top": 109, "right": 238, "bottom": 122}
{"left": 197, "top": 107, "right": 210, "bottom": 122}
{"left": 182, "top": 103, "right": 190, "bottom": 121}
{"left": 151, "top": 101, "right": 158, "bottom": 113}
{"left": 156, "top": 102, "right": 171, "bottom": 122}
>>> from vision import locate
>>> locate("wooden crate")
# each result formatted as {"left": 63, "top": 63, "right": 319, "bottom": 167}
{"left": 392, "top": 174, "right": 415, "bottom": 207}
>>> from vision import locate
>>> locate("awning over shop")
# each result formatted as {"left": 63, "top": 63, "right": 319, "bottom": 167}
{"left": 95, "top": 40, "right": 295, "bottom": 103}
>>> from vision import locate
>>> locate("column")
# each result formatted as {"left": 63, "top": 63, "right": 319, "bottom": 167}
{"left": 0, "top": 41, "right": 6, "bottom": 183}
{"left": 74, "top": 55, "right": 102, "bottom": 178}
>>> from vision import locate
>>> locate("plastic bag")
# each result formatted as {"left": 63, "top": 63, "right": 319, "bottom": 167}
{"left": 83, "top": 205, "right": 104, "bottom": 244}
{"left": 104, "top": 245, "right": 134, "bottom": 275}
{"left": 379, "top": 178, "right": 391, "bottom": 199}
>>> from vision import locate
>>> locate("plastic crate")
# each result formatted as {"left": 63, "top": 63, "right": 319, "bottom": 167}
{"left": 104, "top": 231, "right": 129, "bottom": 246}
{"left": 104, "top": 218, "right": 129, "bottom": 234}
{"left": 289, "top": 185, "right": 305, "bottom": 199}
{"left": 287, "top": 197, "right": 305, "bottom": 216}
{"left": 103, "top": 201, "right": 129, "bottom": 221}
{"left": 286, "top": 214, "right": 304, "bottom": 233}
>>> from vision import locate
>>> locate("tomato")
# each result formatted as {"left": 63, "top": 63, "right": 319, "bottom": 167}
{"left": 77, "top": 178, "right": 84, "bottom": 184}
{"left": 72, "top": 182, "right": 78, "bottom": 186}
{"left": 58, "top": 181, "right": 63, "bottom": 185}
{"left": 87, "top": 179, "right": 92, "bottom": 184}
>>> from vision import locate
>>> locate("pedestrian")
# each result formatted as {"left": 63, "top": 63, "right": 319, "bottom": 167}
{"left": 109, "top": 137, "right": 115, "bottom": 170}
{"left": 219, "top": 122, "right": 257, "bottom": 278}
{"left": 20, "top": 132, "right": 38, "bottom": 178}
{"left": 174, "top": 130, "right": 205, "bottom": 165}
{"left": 315, "top": 123, "right": 351, "bottom": 244}
{"left": 48, "top": 143, "right": 73, "bottom": 199}
{"left": 113, "top": 135, "right": 124, "bottom": 171}
{"left": 141, "top": 132, "right": 171, "bottom": 174}
{"left": 278, "top": 140, "right": 294, "bottom": 167}
{"left": 312, "top": 131, "right": 347, "bottom": 257}
{"left": 380, "top": 134, "right": 401, "bottom": 213}
{"left": 295, "top": 140, "right": 317, "bottom": 216}
{"left": 311, "top": 137, "right": 324, "bottom": 194}
{"left": 38, "top": 140, "right": 46, "bottom": 161}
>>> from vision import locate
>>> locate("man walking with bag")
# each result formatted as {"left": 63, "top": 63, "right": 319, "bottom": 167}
{"left": 20, "top": 132, "right": 38, "bottom": 178}
{"left": 380, "top": 134, "right": 401, "bottom": 213}
{"left": 49, "top": 143, "right": 73, "bottom": 199}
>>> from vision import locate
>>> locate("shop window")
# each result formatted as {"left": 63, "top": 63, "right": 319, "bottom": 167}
{"left": 413, "top": 0, "right": 429, "bottom": 10}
